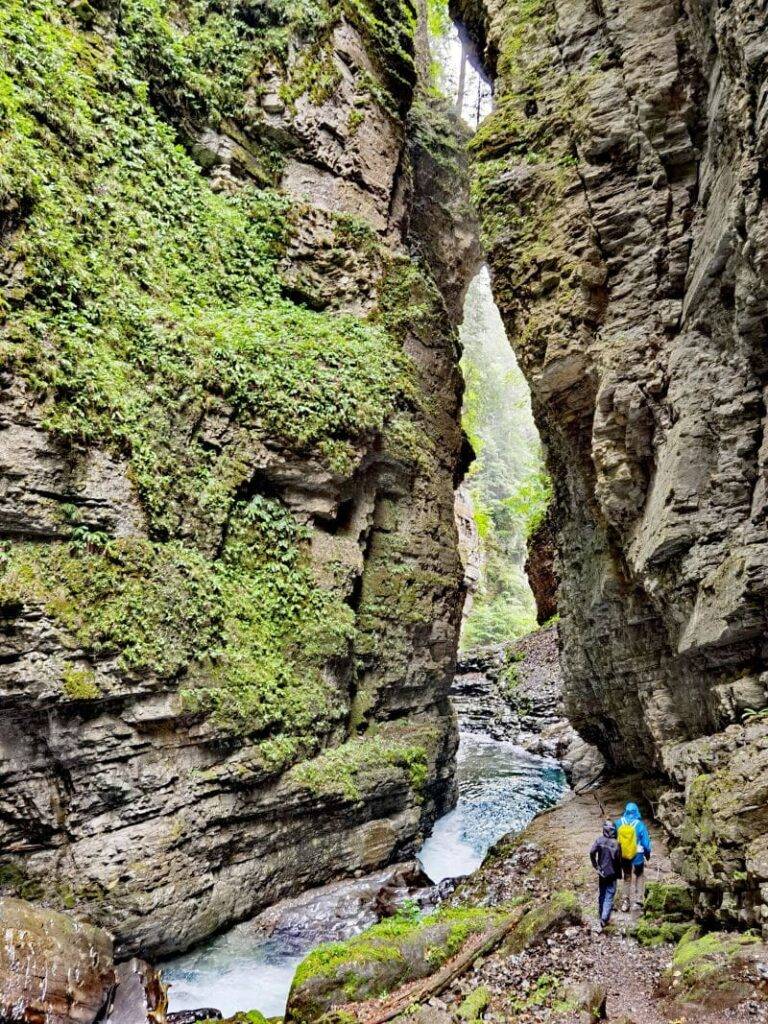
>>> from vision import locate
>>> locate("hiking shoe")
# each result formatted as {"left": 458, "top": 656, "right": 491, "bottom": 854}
{"left": 596, "top": 921, "right": 604, "bottom": 934}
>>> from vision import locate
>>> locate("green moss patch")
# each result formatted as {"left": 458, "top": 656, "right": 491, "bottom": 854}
{"left": 503, "top": 890, "right": 581, "bottom": 953}
{"left": 644, "top": 882, "right": 695, "bottom": 919}
{"left": 0, "top": 0, "right": 421, "bottom": 541}
{"left": 288, "top": 725, "right": 437, "bottom": 801}
{"left": 662, "top": 929, "right": 764, "bottom": 1009}
{"left": 634, "top": 882, "right": 697, "bottom": 947}
{"left": 672, "top": 930, "right": 760, "bottom": 975}
{"left": 636, "top": 919, "right": 697, "bottom": 948}
{"left": 1, "top": 496, "right": 354, "bottom": 746}
{"left": 60, "top": 665, "right": 102, "bottom": 701}
{"left": 288, "top": 906, "right": 500, "bottom": 1023}
{"left": 457, "top": 985, "right": 491, "bottom": 1020}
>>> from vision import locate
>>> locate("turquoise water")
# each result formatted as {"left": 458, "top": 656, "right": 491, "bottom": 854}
{"left": 418, "top": 732, "right": 566, "bottom": 882}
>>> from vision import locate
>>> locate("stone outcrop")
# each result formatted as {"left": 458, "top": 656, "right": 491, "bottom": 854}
{"left": 453, "top": 626, "right": 605, "bottom": 789}
{"left": 0, "top": 898, "right": 115, "bottom": 1024}
{"left": 524, "top": 506, "right": 558, "bottom": 625}
{"left": 454, "top": 484, "right": 483, "bottom": 626}
{"left": 0, "top": 898, "right": 165, "bottom": 1024}
{"left": 451, "top": 0, "right": 768, "bottom": 928}
{"left": 0, "top": 2, "right": 479, "bottom": 956}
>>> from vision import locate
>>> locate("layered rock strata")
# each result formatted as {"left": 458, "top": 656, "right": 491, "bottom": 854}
{"left": 0, "top": 1, "right": 479, "bottom": 955}
{"left": 453, "top": 626, "right": 605, "bottom": 788}
{"left": 451, "top": 0, "right": 768, "bottom": 928}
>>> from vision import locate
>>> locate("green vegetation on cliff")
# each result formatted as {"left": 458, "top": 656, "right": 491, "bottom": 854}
{"left": 0, "top": 0, "right": 442, "bottom": 752}
{"left": 460, "top": 270, "right": 551, "bottom": 648}
{"left": 289, "top": 724, "right": 437, "bottom": 800}
{"left": 0, "top": 0, "right": 417, "bottom": 539}
{"left": 0, "top": 497, "right": 354, "bottom": 746}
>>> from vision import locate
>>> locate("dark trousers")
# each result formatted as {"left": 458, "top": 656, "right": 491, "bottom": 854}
{"left": 598, "top": 875, "right": 617, "bottom": 924}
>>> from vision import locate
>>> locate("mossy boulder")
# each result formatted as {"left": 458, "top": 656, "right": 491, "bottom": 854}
{"left": 634, "top": 882, "right": 697, "bottom": 947}
{"left": 660, "top": 929, "right": 767, "bottom": 1009}
{"left": 285, "top": 908, "right": 501, "bottom": 1023}
{"left": 644, "top": 882, "right": 695, "bottom": 919}
{"left": 456, "top": 985, "right": 491, "bottom": 1021}
{"left": 208, "top": 1013, "right": 271, "bottom": 1024}
{"left": 635, "top": 919, "right": 697, "bottom": 948}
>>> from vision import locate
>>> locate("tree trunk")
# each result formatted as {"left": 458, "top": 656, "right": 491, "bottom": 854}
{"left": 456, "top": 38, "right": 468, "bottom": 116}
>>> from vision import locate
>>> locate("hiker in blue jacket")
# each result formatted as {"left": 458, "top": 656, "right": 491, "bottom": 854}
{"left": 615, "top": 801, "right": 652, "bottom": 911}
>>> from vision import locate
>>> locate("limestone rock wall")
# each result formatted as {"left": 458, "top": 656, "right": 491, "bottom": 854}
{"left": 451, "top": 0, "right": 768, "bottom": 929}
{"left": 525, "top": 506, "right": 558, "bottom": 625}
{"left": 0, "top": 1, "right": 479, "bottom": 955}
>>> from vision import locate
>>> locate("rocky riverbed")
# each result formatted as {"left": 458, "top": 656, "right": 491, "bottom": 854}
{"left": 161, "top": 637, "right": 572, "bottom": 1017}
{"left": 286, "top": 777, "right": 768, "bottom": 1024}
{"left": 453, "top": 627, "right": 605, "bottom": 791}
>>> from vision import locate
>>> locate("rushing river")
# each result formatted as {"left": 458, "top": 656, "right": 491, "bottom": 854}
{"left": 418, "top": 733, "right": 566, "bottom": 882}
{"left": 162, "top": 731, "right": 567, "bottom": 1017}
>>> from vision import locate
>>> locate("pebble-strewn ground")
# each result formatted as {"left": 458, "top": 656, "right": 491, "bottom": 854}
{"left": 438, "top": 778, "right": 768, "bottom": 1023}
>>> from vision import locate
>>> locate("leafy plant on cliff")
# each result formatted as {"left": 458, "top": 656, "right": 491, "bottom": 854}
{"left": 0, "top": 496, "right": 354, "bottom": 744}
{"left": 1, "top": 0, "right": 421, "bottom": 541}
{"left": 288, "top": 725, "right": 436, "bottom": 801}
{"left": 0, "top": 0, "right": 435, "bottom": 751}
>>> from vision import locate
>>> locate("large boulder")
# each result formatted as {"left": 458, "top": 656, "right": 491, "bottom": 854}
{"left": 0, "top": 899, "right": 166, "bottom": 1024}
{"left": 0, "top": 897, "right": 114, "bottom": 1024}
{"left": 285, "top": 907, "right": 500, "bottom": 1024}
{"left": 659, "top": 929, "right": 768, "bottom": 1011}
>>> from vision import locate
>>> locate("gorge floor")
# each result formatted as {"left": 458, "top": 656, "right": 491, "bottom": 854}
{"left": 321, "top": 774, "right": 768, "bottom": 1024}
{"left": 161, "top": 730, "right": 566, "bottom": 1017}
{"left": 434, "top": 777, "right": 768, "bottom": 1024}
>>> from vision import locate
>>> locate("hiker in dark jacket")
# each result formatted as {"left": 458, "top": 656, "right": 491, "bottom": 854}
{"left": 590, "top": 820, "right": 622, "bottom": 931}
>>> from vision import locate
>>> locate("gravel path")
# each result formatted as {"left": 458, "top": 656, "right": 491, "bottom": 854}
{"left": 435, "top": 776, "right": 768, "bottom": 1023}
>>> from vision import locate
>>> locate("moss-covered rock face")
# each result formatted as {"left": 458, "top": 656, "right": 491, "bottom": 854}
{"left": 0, "top": 0, "right": 479, "bottom": 957}
{"left": 502, "top": 890, "right": 581, "bottom": 954}
{"left": 633, "top": 882, "right": 696, "bottom": 947}
{"left": 286, "top": 906, "right": 502, "bottom": 1023}
{"left": 451, "top": 0, "right": 768, "bottom": 931}
{"left": 660, "top": 929, "right": 767, "bottom": 1010}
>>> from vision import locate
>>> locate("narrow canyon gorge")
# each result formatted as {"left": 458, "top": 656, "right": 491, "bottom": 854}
{"left": 1, "top": 0, "right": 768, "bottom": 1021}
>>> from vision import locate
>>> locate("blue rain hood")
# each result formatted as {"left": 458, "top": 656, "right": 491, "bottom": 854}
{"left": 615, "top": 802, "right": 652, "bottom": 865}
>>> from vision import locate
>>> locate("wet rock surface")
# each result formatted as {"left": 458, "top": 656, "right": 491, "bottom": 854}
{"left": 454, "top": 627, "right": 604, "bottom": 790}
{"left": 0, "top": 898, "right": 167, "bottom": 1024}
{"left": 245, "top": 862, "right": 435, "bottom": 948}
{"left": 0, "top": 4, "right": 480, "bottom": 959}
{"left": 0, "top": 898, "right": 114, "bottom": 1024}
{"left": 524, "top": 510, "right": 558, "bottom": 627}
{"left": 450, "top": 0, "right": 768, "bottom": 929}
